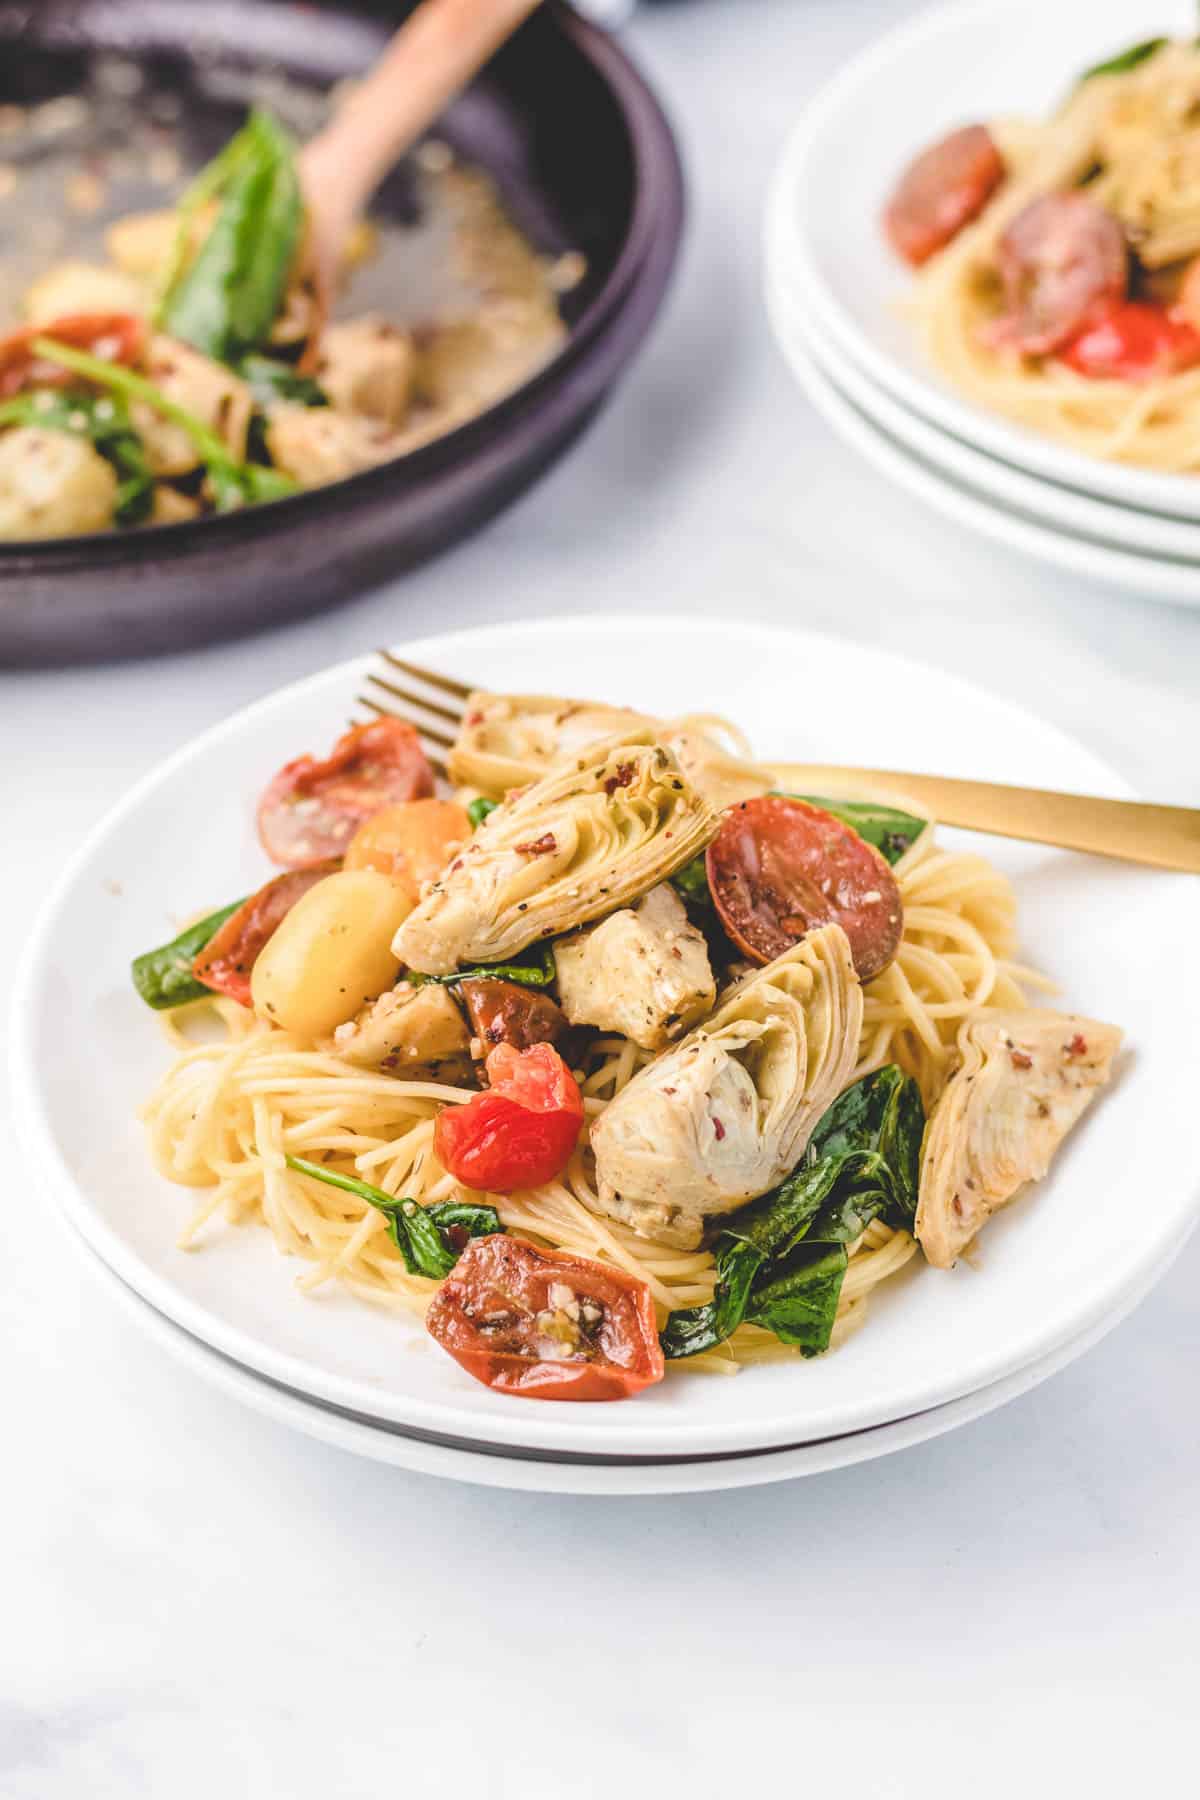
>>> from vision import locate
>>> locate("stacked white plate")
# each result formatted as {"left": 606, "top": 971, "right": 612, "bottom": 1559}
{"left": 764, "top": 0, "right": 1200, "bottom": 607}
{"left": 12, "top": 618, "right": 1200, "bottom": 1492}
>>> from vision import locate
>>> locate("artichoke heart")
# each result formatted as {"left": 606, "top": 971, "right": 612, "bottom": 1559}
{"left": 392, "top": 731, "right": 719, "bottom": 975}
{"left": 589, "top": 923, "right": 863, "bottom": 1249}
{"left": 915, "top": 1009, "right": 1122, "bottom": 1268}
{"left": 448, "top": 689, "right": 774, "bottom": 811}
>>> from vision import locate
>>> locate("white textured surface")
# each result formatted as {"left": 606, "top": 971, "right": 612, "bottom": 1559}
{"left": 2, "top": 2, "right": 1198, "bottom": 1793}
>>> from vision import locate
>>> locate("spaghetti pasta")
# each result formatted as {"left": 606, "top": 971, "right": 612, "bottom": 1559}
{"left": 141, "top": 809, "right": 1034, "bottom": 1372}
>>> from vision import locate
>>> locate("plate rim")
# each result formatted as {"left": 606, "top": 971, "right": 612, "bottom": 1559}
{"left": 768, "top": 277, "right": 1200, "bottom": 563}
{"left": 764, "top": 268, "right": 1200, "bottom": 604}
{"left": 63, "top": 1190, "right": 1197, "bottom": 1494}
{"left": 12, "top": 614, "right": 1199, "bottom": 1457}
{"left": 767, "top": 0, "right": 1200, "bottom": 523}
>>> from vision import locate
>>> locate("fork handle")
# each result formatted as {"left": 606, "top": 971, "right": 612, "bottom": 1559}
{"left": 774, "top": 765, "right": 1200, "bottom": 873}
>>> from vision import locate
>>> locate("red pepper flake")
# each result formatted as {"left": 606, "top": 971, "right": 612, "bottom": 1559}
{"left": 603, "top": 762, "right": 635, "bottom": 797}
{"left": 466, "top": 710, "right": 484, "bottom": 727}
{"left": 712, "top": 1116, "right": 726, "bottom": 1141}
{"left": 514, "top": 833, "right": 557, "bottom": 856}
{"left": 1065, "top": 1034, "right": 1088, "bottom": 1058}
{"left": 1010, "top": 1049, "right": 1033, "bottom": 1070}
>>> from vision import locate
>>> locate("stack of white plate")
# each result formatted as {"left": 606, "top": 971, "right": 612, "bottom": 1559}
{"left": 12, "top": 619, "right": 1199, "bottom": 1494}
{"left": 764, "top": 0, "right": 1200, "bottom": 608}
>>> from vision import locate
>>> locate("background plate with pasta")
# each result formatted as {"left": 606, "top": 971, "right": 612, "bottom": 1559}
{"left": 769, "top": 0, "right": 1200, "bottom": 523}
{"left": 11, "top": 617, "right": 1198, "bottom": 1459}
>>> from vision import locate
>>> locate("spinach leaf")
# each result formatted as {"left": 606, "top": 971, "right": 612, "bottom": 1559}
{"left": 742, "top": 1244, "right": 849, "bottom": 1356}
{"left": 670, "top": 850, "right": 713, "bottom": 910}
{"left": 239, "top": 355, "right": 328, "bottom": 412}
{"left": 774, "top": 793, "right": 927, "bottom": 865}
{"left": 31, "top": 335, "right": 298, "bottom": 511}
{"left": 1077, "top": 38, "right": 1167, "bottom": 83}
{"left": 467, "top": 797, "right": 499, "bottom": 829}
{"left": 285, "top": 1156, "right": 501, "bottom": 1279}
{"left": 163, "top": 110, "right": 303, "bottom": 365}
{"left": 412, "top": 941, "right": 557, "bottom": 991}
{"left": 0, "top": 389, "right": 155, "bottom": 526}
{"left": 131, "top": 898, "right": 246, "bottom": 1010}
{"left": 659, "top": 1066, "right": 925, "bottom": 1361}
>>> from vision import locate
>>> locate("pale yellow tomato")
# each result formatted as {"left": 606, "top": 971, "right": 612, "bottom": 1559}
{"left": 250, "top": 868, "right": 415, "bottom": 1040}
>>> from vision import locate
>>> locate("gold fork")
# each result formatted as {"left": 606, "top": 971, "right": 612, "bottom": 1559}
{"left": 357, "top": 651, "right": 1200, "bottom": 873}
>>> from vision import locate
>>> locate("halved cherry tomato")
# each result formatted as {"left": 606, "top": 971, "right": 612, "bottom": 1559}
{"left": 706, "top": 796, "right": 903, "bottom": 983}
{"left": 0, "top": 314, "right": 145, "bottom": 399}
{"left": 883, "top": 124, "right": 1005, "bottom": 268}
{"left": 257, "top": 718, "right": 435, "bottom": 869}
{"left": 192, "top": 863, "right": 338, "bottom": 1006}
{"left": 1058, "top": 301, "right": 1200, "bottom": 382}
{"left": 434, "top": 1043, "right": 583, "bottom": 1194}
{"left": 343, "top": 797, "right": 471, "bottom": 902}
{"left": 425, "top": 1234, "right": 664, "bottom": 1401}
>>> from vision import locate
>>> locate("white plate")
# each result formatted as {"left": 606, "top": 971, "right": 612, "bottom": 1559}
{"left": 67, "top": 1197, "right": 1196, "bottom": 1495}
{"left": 11, "top": 618, "right": 1200, "bottom": 1459}
{"left": 770, "top": 273, "right": 1200, "bottom": 567}
{"left": 766, "top": 274, "right": 1200, "bottom": 605}
{"left": 767, "top": 0, "right": 1200, "bottom": 522}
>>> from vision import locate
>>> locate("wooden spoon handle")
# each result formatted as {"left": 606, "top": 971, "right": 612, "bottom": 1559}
{"left": 300, "top": 0, "right": 544, "bottom": 231}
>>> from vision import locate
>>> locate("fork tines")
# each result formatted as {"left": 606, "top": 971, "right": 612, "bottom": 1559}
{"left": 357, "top": 649, "right": 475, "bottom": 777}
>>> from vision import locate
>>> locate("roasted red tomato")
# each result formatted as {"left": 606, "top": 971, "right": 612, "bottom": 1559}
{"left": 706, "top": 796, "right": 903, "bottom": 983}
{"left": 883, "top": 124, "right": 1005, "bottom": 268}
{"left": 0, "top": 313, "right": 145, "bottom": 398}
{"left": 425, "top": 1234, "right": 665, "bottom": 1400}
{"left": 459, "top": 978, "right": 568, "bottom": 1056}
{"left": 192, "top": 863, "right": 338, "bottom": 1006}
{"left": 257, "top": 718, "right": 435, "bottom": 868}
{"left": 1058, "top": 302, "right": 1200, "bottom": 382}
{"left": 434, "top": 1043, "right": 583, "bottom": 1194}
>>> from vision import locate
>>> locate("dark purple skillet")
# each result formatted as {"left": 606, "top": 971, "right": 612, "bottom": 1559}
{"left": 0, "top": 0, "right": 685, "bottom": 665}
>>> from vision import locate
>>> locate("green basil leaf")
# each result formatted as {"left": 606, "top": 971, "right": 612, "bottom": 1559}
{"left": 0, "top": 389, "right": 155, "bottom": 527}
{"left": 284, "top": 1156, "right": 501, "bottom": 1278}
{"left": 131, "top": 898, "right": 246, "bottom": 1010}
{"left": 743, "top": 1243, "right": 849, "bottom": 1357}
{"left": 467, "top": 797, "right": 499, "bottom": 829}
{"left": 774, "top": 793, "right": 927, "bottom": 865}
{"left": 412, "top": 941, "right": 557, "bottom": 990}
{"left": 1077, "top": 38, "right": 1166, "bottom": 83}
{"left": 164, "top": 110, "right": 302, "bottom": 364}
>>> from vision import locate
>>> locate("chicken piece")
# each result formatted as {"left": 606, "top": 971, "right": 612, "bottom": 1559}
{"left": 446, "top": 689, "right": 774, "bottom": 811}
{"left": 133, "top": 335, "right": 252, "bottom": 478}
{"left": 554, "top": 884, "right": 715, "bottom": 1051}
{"left": 329, "top": 980, "right": 473, "bottom": 1083}
{"left": 589, "top": 924, "right": 862, "bottom": 1248}
{"left": 392, "top": 732, "right": 718, "bottom": 976}
{"left": 459, "top": 978, "right": 567, "bottom": 1055}
{"left": 317, "top": 315, "right": 415, "bottom": 427}
{"left": 24, "top": 260, "right": 147, "bottom": 325}
{"left": 915, "top": 1010, "right": 1122, "bottom": 1268}
{"left": 149, "top": 484, "right": 201, "bottom": 526}
{"left": 264, "top": 404, "right": 399, "bottom": 487}
{"left": 0, "top": 426, "right": 116, "bottom": 538}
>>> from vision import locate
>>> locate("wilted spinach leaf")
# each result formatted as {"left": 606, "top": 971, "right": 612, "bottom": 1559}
{"left": 286, "top": 1156, "right": 501, "bottom": 1278}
